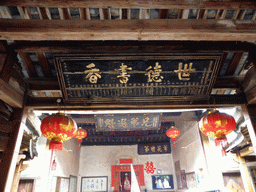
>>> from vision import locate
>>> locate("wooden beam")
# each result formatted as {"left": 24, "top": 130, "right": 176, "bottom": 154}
{"left": 0, "top": 0, "right": 255, "bottom": 9}
{"left": 0, "top": 51, "right": 17, "bottom": 83}
{"left": 25, "top": 94, "right": 246, "bottom": 110}
{"left": 214, "top": 76, "right": 243, "bottom": 88}
{"left": 25, "top": 78, "right": 59, "bottom": 90}
{"left": 11, "top": 41, "right": 256, "bottom": 53}
{"left": 0, "top": 19, "right": 255, "bottom": 41}
{"left": 73, "top": 115, "right": 198, "bottom": 124}
{"left": 0, "top": 79, "right": 23, "bottom": 108}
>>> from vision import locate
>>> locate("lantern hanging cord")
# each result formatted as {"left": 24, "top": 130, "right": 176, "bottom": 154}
{"left": 213, "top": 97, "right": 216, "bottom": 111}
{"left": 56, "top": 99, "right": 61, "bottom": 113}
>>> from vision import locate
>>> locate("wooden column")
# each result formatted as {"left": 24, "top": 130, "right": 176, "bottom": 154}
{"left": 0, "top": 108, "right": 28, "bottom": 192}
{"left": 234, "top": 155, "right": 255, "bottom": 192}
{"left": 241, "top": 104, "right": 256, "bottom": 148}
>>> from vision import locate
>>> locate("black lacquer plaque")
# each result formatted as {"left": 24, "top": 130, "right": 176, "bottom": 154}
{"left": 55, "top": 53, "right": 222, "bottom": 102}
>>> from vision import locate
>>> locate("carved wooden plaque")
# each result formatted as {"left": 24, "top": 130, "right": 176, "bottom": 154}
{"left": 55, "top": 53, "right": 222, "bottom": 102}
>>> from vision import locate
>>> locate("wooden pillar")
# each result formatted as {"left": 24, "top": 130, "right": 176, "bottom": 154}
{"left": 10, "top": 160, "right": 22, "bottom": 192}
{"left": 10, "top": 159, "right": 29, "bottom": 192}
{"left": 241, "top": 104, "right": 256, "bottom": 148}
{"left": 0, "top": 108, "right": 28, "bottom": 192}
{"left": 234, "top": 155, "right": 255, "bottom": 192}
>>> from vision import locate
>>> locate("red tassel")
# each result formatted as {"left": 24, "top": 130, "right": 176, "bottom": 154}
{"left": 221, "top": 149, "right": 227, "bottom": 156}
{"left": 77, "top": 139, "right": 82, "bottom": 143}
{"left": 171, "top": 138, "right": 177, "bottom": 147}
{"left": 214, "top": 136, "right": 229, "bottom": 156}
{"left": 51, "top": 160, "right": 57, "bottom": 171}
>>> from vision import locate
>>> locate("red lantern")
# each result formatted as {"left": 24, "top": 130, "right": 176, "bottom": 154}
{"left": 199, "top": 110, "right": 236, "bottom": 156}
{"left": 40, "top": 113, "right": 77, "bottom": 151}
{"left": 74, "top": 128, "right": 87, "bottom": 150}
{"left": 166, "top": 126, "right": 180, "bottom": 147}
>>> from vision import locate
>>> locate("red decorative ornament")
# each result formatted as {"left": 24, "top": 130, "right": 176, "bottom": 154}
{"left": 145, "top": 161, "right": 156, "bottom": 174}
{"left": 166, "top": 126, "right": 180, "bottom": 147}
{"left": 199, "top": 110, "right": 236, "bottom": 156}
{"left": 51, "top": 159, "right": 57, "bottom": 171}
{"left": 74, "top": 127, "right": 87, "bottom": 149}
{"left": 40, "top": 113, "right": 77, "bottom": 151}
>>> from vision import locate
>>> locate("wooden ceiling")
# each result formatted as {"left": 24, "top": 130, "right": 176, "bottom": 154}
{"left": 0, "top": 1, "right": 255, "bottom": 41}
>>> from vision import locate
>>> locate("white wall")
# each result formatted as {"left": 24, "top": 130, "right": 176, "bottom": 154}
{"left": 172, "top": 120, "right": 209, "bottom": 191}
{"left": 20, "top": 137, "right": 80, "bottom": 191}
{"left": 78, "top": 145, "right": 175, "bottom": 191}
{"left": 54, "top": 138, "right": 80, "bottom": 177}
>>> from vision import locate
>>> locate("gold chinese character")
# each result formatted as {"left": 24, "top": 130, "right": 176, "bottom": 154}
{"left": 144, "top": 146, "right": 149, "bottom": 153}
{"left": 141, "top": 117, "right": 152, "bottom": 127}
{"left": 151, "top": 146, "right": 156, "bottom": 152}
{"left": 163, "top": 145, "right": 168, "bottom": 151}
{"left": 104, "top": 118, "right": 115, "bottom": 129}
{"left": 157, "top": 145, "right": 163, "bottom": 152}
{"left": 130, "top": 117, "right": 140, "bottom": 127}
{"left": 84, "top": 63, "right": 101, "bottom": 83}
{"left": 174, "top": 62, "right": 196, "bottom": 81}
{"left": 116, "top": 63, "right": 132, "bottom": 83}
{"left": 145, "top": 62, "right": 163, "bottom": 83}
{"left": 118, "top": 118, "right": 127, "bottom": 128}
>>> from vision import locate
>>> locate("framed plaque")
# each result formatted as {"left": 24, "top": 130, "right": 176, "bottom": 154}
{"left": 81, "top": 176, "right": 108, "bottom": 192}
{"left": 55, "top": 53, "right": 222, "bottom": 103}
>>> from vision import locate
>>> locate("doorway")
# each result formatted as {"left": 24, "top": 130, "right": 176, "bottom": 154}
{"left": 17, "top": 179, "right": 35, "bottom": 192}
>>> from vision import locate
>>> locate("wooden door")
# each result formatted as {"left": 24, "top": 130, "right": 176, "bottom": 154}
{"left": 17, "top": 179, "right": 34, "bottom": 192}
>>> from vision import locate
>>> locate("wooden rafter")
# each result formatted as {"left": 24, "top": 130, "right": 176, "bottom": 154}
{"left": 36, "top": 52, "right": 52, "bottom": 78}
{"left": 1, "top": 0, "right": 255, "bottom": 9}
{"left": 18, "top": 52, "right": 37, "bottom": 78}
{"left": 225, "top": 51, "right": 244, "bottom": 76}
{"left": 0, "top": 19, "right": 255, "bottom": 41}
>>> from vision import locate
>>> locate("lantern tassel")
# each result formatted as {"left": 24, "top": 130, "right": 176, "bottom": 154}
{"left": 172, "top": 138, "right": 177, "bottom": 147}
{"left": 51, "top": 159, "right": 57, "bottom": 171}
{"left": 214, "top": 136, "right": 229, "bottom": 156}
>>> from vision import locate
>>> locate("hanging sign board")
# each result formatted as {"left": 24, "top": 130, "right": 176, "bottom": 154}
{"left": 138, "top": 142, "right": 171, "bottom": 155}
{"left": 55, "top": 53, "right": 222, "bottom": 103}
{"left": 95, "top": 113, "right": 161, "bottom": 131}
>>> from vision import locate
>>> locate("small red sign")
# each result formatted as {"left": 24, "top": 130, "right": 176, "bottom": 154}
{"left": 119, "top": 158, "right": 133, "bottom": 164}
